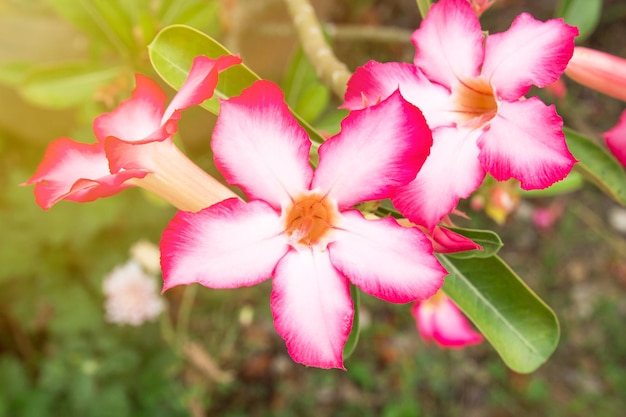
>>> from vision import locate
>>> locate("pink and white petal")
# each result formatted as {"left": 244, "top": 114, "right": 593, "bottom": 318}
{"left": 314, "top": 91, "right": 432, "bottom": 209}
{"left": 432, "top": 298, "right": 483, "bottom": 347}
{"left": 430, "top": 226, "right": 482, "bottom": 254}
{"left": 411, "top": 301, "right": 435, "bottom": 341}
{"left": 329, "top": 210, "right": 445, "bottom": 303}
{"left": 161, "top": 55, "right": 242, "bottom": 123}
{"left": 392, "top": 127, "right": 486, "bottom": 230}
{"left": 478, "top": 98, "right": 576, "bottom": 190}
{"left": 212, "top": 80, "right": 314, "bottom": 209}
{"left": 603, "top": 110, "right": 626, "bottom": 168}
{"left": 483, "top": 14, "right": 578, "bottom": 101}
{"left": 343, "top": 61, "right": 454, "bottom": 128}
{"left": 23, "top": 138, "right": 145, "bottom": 209}
{"left": 412, "top": 0, "right": 484, "bottom": 88}
{"left": 104, "top": 136, "right": 169, "bottom": 173}
{"left": 93, "top": 74, "right": 170, "bottom": 142}
{"left": 161, "top": 198, "right": 289, "bottom": 291}
{"left": 271, "top": 250, "right": 353, "bottom": 369}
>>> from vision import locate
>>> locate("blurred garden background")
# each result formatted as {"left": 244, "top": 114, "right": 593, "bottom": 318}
{"left": 1, "top": 0, "right": 625, "bottom": 415}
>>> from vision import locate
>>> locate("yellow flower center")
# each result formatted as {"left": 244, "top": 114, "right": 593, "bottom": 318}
{"left": 451, "top": 77, "right": 498, "bottom": 128}
{"left": 284, "top": 192, "right": 339, "bottom": 247}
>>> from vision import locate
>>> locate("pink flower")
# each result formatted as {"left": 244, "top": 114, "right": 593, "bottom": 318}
{"left": 565, "top": 46, "right": 626, "bottom": 102}
{"left": 411, "top": 290, "right": 483, "bottom": 348}
{"left": 24, "top": 55, "right": 241, "bottom": 212}
{"left": 103, "top": 260, "right": 165, "bottom": 326}
{"left": 603, "top": 110, "right": 626, "bottom": 167}
{"left": 343, "top": 0, "right": 578, "bottom": 230}
{"left": 160, "top": 80, "right": 447, "bottom": 369}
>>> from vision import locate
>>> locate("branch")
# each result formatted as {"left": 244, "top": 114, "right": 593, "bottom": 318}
{"left": 283, "top": 0, "right": 352, "bottom": 98}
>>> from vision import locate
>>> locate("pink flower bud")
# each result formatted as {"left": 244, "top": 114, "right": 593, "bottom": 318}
{"left": 564, "top": 46, "right": 626, "bottom": 102}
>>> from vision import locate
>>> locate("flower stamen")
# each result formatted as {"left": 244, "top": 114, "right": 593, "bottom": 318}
{"left": 284, "top": 192, "right": 339, "bottom": 247}
{"left": 451, "top": 77, "right": 497, "bottom": 128}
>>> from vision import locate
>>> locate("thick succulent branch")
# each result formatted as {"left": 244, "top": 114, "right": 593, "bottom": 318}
{"left": 283, "top": 0, "right": 352, "bottom": 98}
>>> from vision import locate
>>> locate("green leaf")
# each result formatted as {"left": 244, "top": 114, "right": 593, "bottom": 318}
{"left": 148, "top": 24, "right": 260, "bottom": 114}
{"left": 148, "top": 24, "right": 326, "bottom": 144}
{"left": 0, "top": 62, "right": 32, "bottom": 85}
{"left": 416, "top": 0, "right": 432, "bottom": 19}
{"left": 439, "top": 255, "right": 560, "bottom": 373}
{"left": 21, "top": 62, "right": 123, "bottom": 109}
{"left": 519, "top": 169, "right": 584, "bottom": 198}
{"left": 556, "top": 0, "right": 602, "bottom": 42}
{"left": 294, "top": 84, "right": 330, "bottom": 124}
{"left": 564, "top": 127, "right": 626, "bottom": 205}
{"left": 445, "top": 227, "right": 503, "bottom": 259}
{"left": 283, "top": 48, "right": 331, "bottom": 124}
{"left": 343, "top": 285, "right": 361, "bottom": 361}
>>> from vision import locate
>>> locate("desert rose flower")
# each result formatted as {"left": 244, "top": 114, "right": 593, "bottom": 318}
{"left": 160, "top": 80, "right": 446, "bottom": 369}
{"left": 103, "top": 260, "right": 164, "bottom": 326}
{"left": 603, "top": 110, "right": 626, "bottom": 168}
{"left": 25, "top": 55, "right": 241, "bottom": 212}
{"left": 412, "top": 290, "right": 483, "bottom": 348}
{"left": 343, "top": 0, "right": 578, "bottom": 230}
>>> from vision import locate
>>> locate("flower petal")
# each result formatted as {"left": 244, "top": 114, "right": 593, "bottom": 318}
{"left": 432, "top": 298, "right": 483, "bottom": 347}
{"left": 411, "top": 300, "right": 435, "bottom": 340}
{"left": 24, "top": 138, "right": 145, "bottom": 209}
{"left": 162, "top": 55, "right": 242, "bottom": 122}
{"left": 482, "top": 13, "right": 578, "bottom": 101}
{"left": 105, "top": 137, "right": 237, "bottom": 212}
{"left": 314, "top": 90, "right": 432, "bottom": 209}
{"left": 343, "top": 61, "right": 454, "bottom": 127}
{"left": 160, "top": 198, "right": 289, "bottom": 291}
{"left": 212, "top": 80, "right": 314, "bottom": 209}
{"left": 430, "top": 226, "right": 482, "bottom": 254}
{"left": 478, "top": 98, "right": 576, "bottom": 190}
{"left": 411, "top": 296, "right": 483, "bottom": 348}
{"left": 412, "top": 0, "right": 484, "bottom": 88}
{"left": 392, "top": 127, "right": 486, "bottom": 230}
{"left": 271, "top": 250, "right": 353, "bottom": 369}
{"left": 329, "top": 211, "right": 445, "bottom": 303}
{"left": 603, "top": 110, "right": 626, "bottom": 168}
{"left": 93, "top": 74, "right": 170, "bottom": 142}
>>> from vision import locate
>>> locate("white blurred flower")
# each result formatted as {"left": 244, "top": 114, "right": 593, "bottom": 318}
{"left": 129, "top": 239, "right": 161, "bottom": 275}
{"left": 103, "top": 260, "right": 164, "bottom": 326}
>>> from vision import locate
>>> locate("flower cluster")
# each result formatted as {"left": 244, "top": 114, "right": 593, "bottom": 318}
{"left": 26, "top": 0, "right": 581, "bottom": 369}
{"left": 343, "top": 0, "right": 578, "bottom": 231}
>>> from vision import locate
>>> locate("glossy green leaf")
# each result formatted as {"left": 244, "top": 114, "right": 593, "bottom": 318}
{"left": 343, "top": 285, "right": 361, "bottom": 361}
{"left": 21, "top": 63, "right": 123, "bottom": 109}
{"left": 148, "top": 24, "right": 259, "bottom": 115}
{"left": 564, "top": 127, "right": 626, "bottom": 205}
{"left": 440, "top": 255, "right": 559, "bottom": 373}
{"left": 556, "top": 0, "right": 602, "bottom": 42}
{"left": 519, "top": 169, "right": 584, "bottom": 198}
{"left": 294, "top": 84, "right": 330, "bottom": 124}
{"left": 283, "top": 48, "right": 331, "bottom": 124}
{"left": 148, "top": 24, "right": 326, "bottom": 143}
{"left": 445, "top": 227, "right": 503, "bottom": 259}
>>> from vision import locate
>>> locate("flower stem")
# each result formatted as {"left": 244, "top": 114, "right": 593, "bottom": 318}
{"left": 176, "top": 284, "right": 198, "bottom": 347}
{"left": 283, "top": 0, "right": 352, "bottom": 98}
